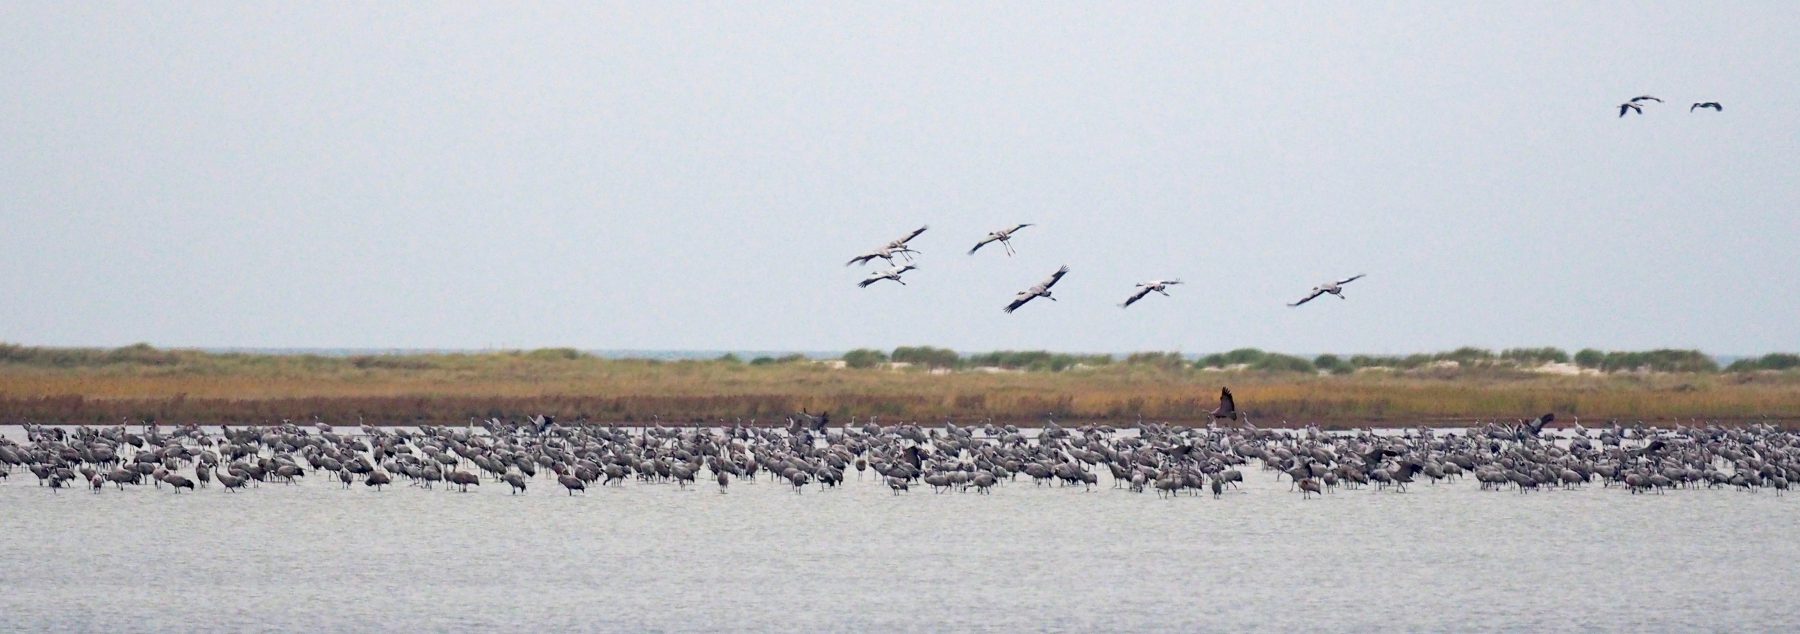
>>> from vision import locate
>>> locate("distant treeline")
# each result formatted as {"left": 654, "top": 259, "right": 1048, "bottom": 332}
{"left": 827, "top": 345, "right": 1784, "bottom": 375}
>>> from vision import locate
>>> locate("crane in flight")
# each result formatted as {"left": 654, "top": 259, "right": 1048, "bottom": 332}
{"left": 884, "top": 225, "right": 928, "bottom": 257}
{"left": 844, "top": 244, "right": 918, "bottom": 267}
{"left": 1288, "top": 274, "right": 1366, "bottom": 307}
{"left": 969, "top": 224, "right": 1033, "bottom": 256}
{"left": 1119, "top": 279, "right": 1182, "bottom": 308}
{"left": 858, "top": 265, "right": 916, "bottom": 288}
{"left": 848, "top": 225, "right": 927, "bottom": 266}
{"left": 1004, "top": 265, "right": 1068, "bottom": 313}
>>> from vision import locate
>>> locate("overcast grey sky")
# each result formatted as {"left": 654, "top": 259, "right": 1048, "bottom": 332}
{"left": 3, "top": 3, "right": 1798, "bottom": 355}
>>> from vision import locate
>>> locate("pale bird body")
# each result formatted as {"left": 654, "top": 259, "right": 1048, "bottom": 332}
{"left": 1120, "top": 279, "right": 1182, "bottom": 308}
{"left": 969, "top": 224, "right": 1033, "bottom": 256}
{"left": 1288, "top": 274, "right": 1366, "bottom": 307}
{"left": 1004, "top": 265, "right": 1069, "bottom": 313}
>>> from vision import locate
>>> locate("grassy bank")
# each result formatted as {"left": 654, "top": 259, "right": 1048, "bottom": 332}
{"left": 4, "top": 345, "right": 1800, "bottom": 426}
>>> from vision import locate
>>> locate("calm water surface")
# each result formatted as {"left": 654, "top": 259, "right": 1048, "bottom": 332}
{"left": 2, "top": 426, "right": 1795, "bottom": 633}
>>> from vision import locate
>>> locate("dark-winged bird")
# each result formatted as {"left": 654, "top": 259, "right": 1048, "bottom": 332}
{"left": 1618, "top": 102, "right": 1643, "bottom": 117}
{"left": 858, "top": 264, "right": 915, "bottom": 288}
{"left": 845, "top": 245, "right": 917, "bottom": 267}
{"left": 1690, "top": 102, "right": 1723, "bottom": 112}
{"left": 1211, "top": 387, "right": 1239, "bottom": 421}
{"left": 886, "top": 225, "right": 928, "bottom": 252}
{"left": 1004, "top": 265, "right": 1069, "bottom": 313}
{"left": 1120, "top": 279, "right": 1182, "bottom": 308}
{"left": 1289, "top": 274, "right": 1366, "bottom": 307}
{"left": 968, "top": 224, "right": 1034, "bottom": 256}
{"left": 1524, "top": 412, "right": 1555, "bottom": 437}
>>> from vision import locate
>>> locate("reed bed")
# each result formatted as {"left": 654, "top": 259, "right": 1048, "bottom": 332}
{"left": 3, "top": 348, "right": 1799, "bottom": 426}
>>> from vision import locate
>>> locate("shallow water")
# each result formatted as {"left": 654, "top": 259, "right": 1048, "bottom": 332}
{"left": 3, "top": 426, "right": 1796, "bottom": 633}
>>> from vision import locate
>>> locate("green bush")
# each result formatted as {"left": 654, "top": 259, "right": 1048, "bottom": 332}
{"left": 892, "top": 346, "right": 960, "bottom": 369}
{"left": 1125, "top": 352, "right": 1186, "bottom": 371}
{"left": 1726, "top": 353, "right": 1800, "bottom": 372}
{"left": 841, "top": 349, "right": 888, "bottom": 369}
{"left": 1252, "top": 353, "right": 1316, "bottom": 374}
{"left": 525, "top": 348, "right": 586, "bottom": 361}
{"left": 1314, "top": 354, "right": 1353, "bottom": 375}
{"left": 1574, "top": 349, "right": 1605, "bottom": 369}
{"left": 1501, "top": 347, "right": 1571, "bottom": 365}
{"left": 1597, "top": 349, "right": 1717, "bottom": 373}
{"left": 1348, "top": 354, "right": 1400, "bottom": 368}
{"left": 1435, "top": 347, "right": 1495, "bottom": 366}
{"left": 1197, "top": 348, "right": 1268, "bottom": 369}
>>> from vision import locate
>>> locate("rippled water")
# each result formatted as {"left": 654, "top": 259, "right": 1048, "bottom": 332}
{"left": 4, "top": 426, "right": 1797, "bottom": 633}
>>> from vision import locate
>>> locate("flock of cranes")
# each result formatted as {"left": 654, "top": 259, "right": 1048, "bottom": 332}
{"left": 1617, "top": 94, "right": 1725, "bottom": 117}
{"left": 847, "top": 224, "right": 1359, "bottom": 312}
{"left": 6, "top": 414, "right": 1794, "bottom": 500}
{"left": 849, "top": 94, "right": 1729, "bottom": 313}
{"left": 7, "top": 93, "right": 1763, "bottom": 501}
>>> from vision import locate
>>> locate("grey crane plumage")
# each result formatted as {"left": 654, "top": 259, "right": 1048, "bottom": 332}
{"left": 1298, "top": 478, "right": 1323, "bottom": 499}
{"left": 886, "top": 225, "right": 928, "bottom": 252}
{"left": 1004, "top": 265, "right": 1069, "bottom": 313}
{"left": 1524, "top": 412, "right": 1555, "bottom": 437}
{"left": 846, "top": 226, "right": 927, "bottom": 266}
{"left": 1120, "top": 279, "right": 1182, "bottom": 308}
{"left": 1211, "top": 387, "right": 1239, "bottom": 421}
{"left": 845, "top": 244, "right": 919, "bottom": 267}
{"left": 558, "top": 473, "right": 586, "bottom": 495}
{"left": 969, "top": 223, "right": 1033, "bottom": 256}
{"left": 858, "top": 264, "right": 916, "bottom": 288}
{"left": 1288, "top": 274, "right": 1366, "bottom": 307}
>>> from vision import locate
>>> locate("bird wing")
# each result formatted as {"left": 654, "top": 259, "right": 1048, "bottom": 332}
{"left": 1690, "top": 103, "right": 1700, "bottom": 112}
{"left": 897, "top": 225, "right": 928, "bottom": 245}
{"left": 1010, "top": 223, "right": 1033, "bottom": 234}
{"left": 1003, "top": 293, "right": 1034, "bottom": 313}
{"left": 1216, "top": 388, "right": 1236, "bottom": 416}
{"left": 846, "top": 252, "right": 877, "bottom": 266}
{"left": 968, "top": 236, "right": 997, "bottom": 254}
{"left": 1121, "top": 286, "right": 1153, "bottom": 307}
{"left": 857, "top": 274, "right": 885, "bottom": 288}
{"left": 1040, "top": 265, "right": 1070, "bottom": 289}
{"left": 1526, "top": 413, "right": 1553, "bottom": 434}
{"left": 1336, "top": 273, "right": 1366, "bottom": 286}
{"left": 1288, "top": 289, "right": 1325, "bottom": 307}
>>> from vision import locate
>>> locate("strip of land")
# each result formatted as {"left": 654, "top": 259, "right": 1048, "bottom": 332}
{"left": 2, "top": 345, "right": 1798, "bottom": 426}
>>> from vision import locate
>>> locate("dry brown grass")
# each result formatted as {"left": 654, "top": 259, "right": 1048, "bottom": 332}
{"left": 3, "top": 348, "right": 1799, "bottom": 426}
